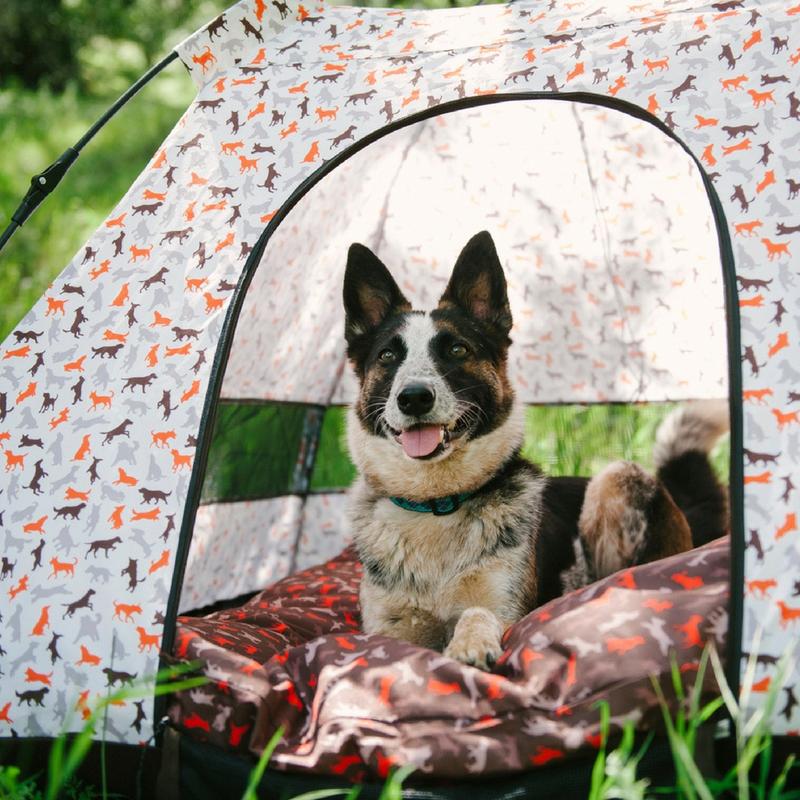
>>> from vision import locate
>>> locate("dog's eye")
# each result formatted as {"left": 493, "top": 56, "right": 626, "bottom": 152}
{"left": 378, "top": 348, "right": 396, "bottom": 364}
{"left": 449, "top": 342, "right": 469, "bottom": 358}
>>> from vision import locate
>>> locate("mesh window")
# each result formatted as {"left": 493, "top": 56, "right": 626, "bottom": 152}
{"left": 200, "top": 402, "right": 310, "bottom": 504}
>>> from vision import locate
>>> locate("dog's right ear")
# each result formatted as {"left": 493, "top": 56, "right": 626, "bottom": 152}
{"left": 343, "top": 243, "right": 410, "bottom": 345}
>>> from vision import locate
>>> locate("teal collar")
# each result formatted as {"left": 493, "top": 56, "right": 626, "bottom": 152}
{"left": 389, "top": 491, "right": 476, "bottom": 516}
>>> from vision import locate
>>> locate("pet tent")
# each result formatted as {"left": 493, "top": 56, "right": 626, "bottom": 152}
{"left": 1, "top": 0, "right": 798, "bottom": 792}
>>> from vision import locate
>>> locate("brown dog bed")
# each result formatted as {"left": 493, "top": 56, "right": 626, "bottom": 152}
{"left": 168, "top": 537, "right": 728, "bottom": 782}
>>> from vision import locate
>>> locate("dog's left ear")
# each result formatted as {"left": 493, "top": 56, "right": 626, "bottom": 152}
{"left": 438, "top": 231, "right": 512, "bottom": 336}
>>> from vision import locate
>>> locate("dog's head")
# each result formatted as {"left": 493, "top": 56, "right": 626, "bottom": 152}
{"left": 344, "top": 231, "right": 523, "bottom": 498}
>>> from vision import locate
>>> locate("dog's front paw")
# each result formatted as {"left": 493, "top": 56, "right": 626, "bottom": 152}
{"left": 444, "top": 607, "right": 504, "bottom": 670}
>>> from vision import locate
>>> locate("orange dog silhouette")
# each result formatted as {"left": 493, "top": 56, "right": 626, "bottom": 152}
{"left": 149, "top": 550, "right": 170, "bottom": 574}
{"left": 772, "top": 409, "right": 799, "bottom": 429}
{"left": 315, "top": 106, "right": 339, "bottom": 121}
{"left": 108, "top": 505, "right": 125, "bottom": 529}
{"left": 181, "top": 381, "right": 200, "bottom": 403}
{"left": 768, "top": 332, "right": 789, "bottom": 357}
{"left": 103, "top": 329, "right": 127, "bottom": 343}
{"left": 129, "top": 244, "right": 152, "bottom": 261}
{"left": 49, "top": 408, "right": 70, "bottom": 430}
{"left": 90, "top": 260, "right": 111, "bottom": 280}
{"left": 746, "top": 579, "right": 776, "bottom": 597}
{"left": 302, "top": 141, "right": 320, "bottom": 162}
{"left": 110, "top": 282, "right": 130, "bottom": 307}
{"left": 89, "top": 390, "right": 113, "bottom": 411}
{"left": 778, "top": 601, "right": 800, "bottom": 629}
{"left": 113, "top": 467, "right": 137, "bottom": 486}
{"left": 221, "top": 140, "right": 244, "bottom": 155}
{"left": 644, "top": 57, "right": 669, "bottom": 73}
{"left": 65, "top": 487, "right": 89, "bottom": 502}
{"left": 185, "top": 278, "right": 207, "bottom": 292}
{"left": 761, "top": 236, "right": 791, "bottom": 261}
{"left": 170, "top": 450, "right": 193, "bottom": 471}
{"left": 16, "top": 382, "right": 36, "bottom": 404}
{"left": 191, "top": 46, "right": 216, "bottom": 73}
{"left": 202, "top": 199, "right": 227, "bottom": 213}
{"left": 722, "top": 138, "right": 751, "bottom": 156}
{"left": 151, "top": 430, "right": 176, "bottom": 448}
{"left": 747, "top": 88, "right": 774, "bottom": 107}
{"left": 4, "top": 451, "right": 25, "bottom": 472}
{"left": 9, "top": 575, "right": 28, "bottom": 599}
{"left": 136, "top": 626, "right": 160, "bottom": 652}
{"left": 151, "top": 310, "right": 172, "bottom": 327}
{"left": 4, "top": 345, "right": 30, "bottom": 360}
{"left": 776, "top": 513, "right": 797, "bottom": 540}
{"left": 50, "top": 557, "right": 77, "bottom": 579}
{"left": 45, "top": 297, "right": 66, "bottom": 316}
{"left": 113, "top": 601, "right": 143, "bottom": 622}
{"left": 215, "top": 232, "right": 234, "bottom": 253}
{"left": 203, "top": 292, "right": 224, "bottom": 313}
{"left": 694, "top": 114, "right": 718, "bottom": 128}
{"left": 131, "top": 507, "right": 160, "bottom": 522}
{"left": 72, "top": 434, "right": 91, "bottom": 462}
{"left": 24, "top": 516, "right": 47, "bottom": 534}
{"left": 105, "top": 212, "right": 126, "bottom": 228}
{"left": 77, "top": 644, "right": 101, "bottom": 666}
{"left": 31, "top": 605, "right": 50, "bottom": 636}
{"left": 166, "top": 343, "right": 192, "bottom": 357}
{"left": 734, "top": 220, "right": 762, "bottom": 236}
{"left": 742, "top": 388, "right": 773, "bottom": 404}
{"left": 756, "top": 170, "right": 776, "bottom": 194}
{"left": 720, "top": 75, "right": 747, "bottom": 91}
{"left": 743, "top": 30, "right": 761, "bottom": 50}
{"left": 238, "top": 155, "right": 258, "bottom": 173}
{"left": 25, "top": 668, "right": 53, "bottom": 686}
{"left": 64, "top": 355, "right": 86, "bottom": 373}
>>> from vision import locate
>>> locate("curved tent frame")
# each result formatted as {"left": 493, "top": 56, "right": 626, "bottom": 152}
{"left": 0, "top": 0, "right": 796, "bottom": 781}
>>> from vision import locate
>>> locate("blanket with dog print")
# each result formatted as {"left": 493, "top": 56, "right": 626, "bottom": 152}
{"left": 169, "top": 536, "right": 728, "bottom": 781}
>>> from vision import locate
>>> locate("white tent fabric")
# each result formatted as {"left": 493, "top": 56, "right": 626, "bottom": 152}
{"left": 221, "top": 102, "right": 727, "bottom": 407}
{"left": 1, "top": 0, "right": 798, "bottom": 747}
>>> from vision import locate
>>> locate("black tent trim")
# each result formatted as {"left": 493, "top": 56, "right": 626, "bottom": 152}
{"left": 153, "top": 89, "right": 743, "bottom": 744}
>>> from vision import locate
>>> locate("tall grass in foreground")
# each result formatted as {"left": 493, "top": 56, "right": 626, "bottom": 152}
{"left": 2, "top": 640, "right": 797, "bottom": 798}
{"left": 591, "top": 640, "right": 799, "bottom": 800}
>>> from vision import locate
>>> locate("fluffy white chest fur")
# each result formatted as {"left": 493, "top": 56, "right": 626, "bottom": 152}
{"left": 350, "top": 477, "right": 537, "bottom": 637}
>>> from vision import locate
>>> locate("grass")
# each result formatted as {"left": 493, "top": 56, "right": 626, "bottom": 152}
{"left": 2, "top": 640, "right": 796, "bottom": 799}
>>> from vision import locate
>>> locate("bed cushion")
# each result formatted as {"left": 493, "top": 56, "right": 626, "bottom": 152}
{"left": 169, "top": 537, "right": 728, "bottom": 782}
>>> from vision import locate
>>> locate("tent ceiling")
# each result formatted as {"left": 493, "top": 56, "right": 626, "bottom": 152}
{"left": 221, "top": 101, "right": 727, "bottom": 406}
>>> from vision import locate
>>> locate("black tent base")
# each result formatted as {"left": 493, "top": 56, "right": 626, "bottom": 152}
{"left": 3, "top": 730, "right": 798, "bottom": 798}
{"left": 174, "top": 729, "right": 688, "bottom": 800}
{"left": 0, "top": 735, "right": 161, "bottom": 799}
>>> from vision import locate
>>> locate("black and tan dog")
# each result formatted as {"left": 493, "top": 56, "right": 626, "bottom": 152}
{"left": 344, "top": 231, "right": 728, "bottom": 669}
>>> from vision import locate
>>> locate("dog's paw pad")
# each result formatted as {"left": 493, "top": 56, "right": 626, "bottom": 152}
{"left": 444, "top": 608, "right": 504, "bottom": 671}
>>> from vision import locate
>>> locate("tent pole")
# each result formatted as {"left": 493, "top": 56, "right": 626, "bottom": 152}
{"left": 0, "top": 50, "right": 180, "bottom": 257}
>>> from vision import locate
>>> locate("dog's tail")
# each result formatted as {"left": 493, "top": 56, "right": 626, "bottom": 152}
{"left": 653, "top": 400, "right": 730, "bottom": 547}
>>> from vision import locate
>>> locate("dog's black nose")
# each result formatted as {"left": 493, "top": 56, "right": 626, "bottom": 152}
{"left": 397, "top": 383, "right": 435, "bottom": 416}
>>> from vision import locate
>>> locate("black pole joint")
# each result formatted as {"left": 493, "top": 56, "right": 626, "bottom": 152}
{"left": 11, "top": 147, "right": 80, "bottom": 228}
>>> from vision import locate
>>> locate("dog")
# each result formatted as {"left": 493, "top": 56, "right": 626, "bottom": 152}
{"left": 343, "top": 231, "right": 729, "bottom": 670}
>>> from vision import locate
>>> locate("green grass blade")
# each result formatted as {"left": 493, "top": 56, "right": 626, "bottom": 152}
{"left": 241, "top": 727, "right": 285, "bottom": 800}
{"left": 588, "top": 701, "right": 610, "bottom": 800}
{"left": 377, "top": 765, "right": 415, "bottom": 800}
{"left": 289, "top": 791, "right": 356, "bottom": 800}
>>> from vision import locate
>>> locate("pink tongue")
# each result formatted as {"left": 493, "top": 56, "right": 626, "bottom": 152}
{"left": 399, "top": 425, "right": 443, "bottom": 458}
